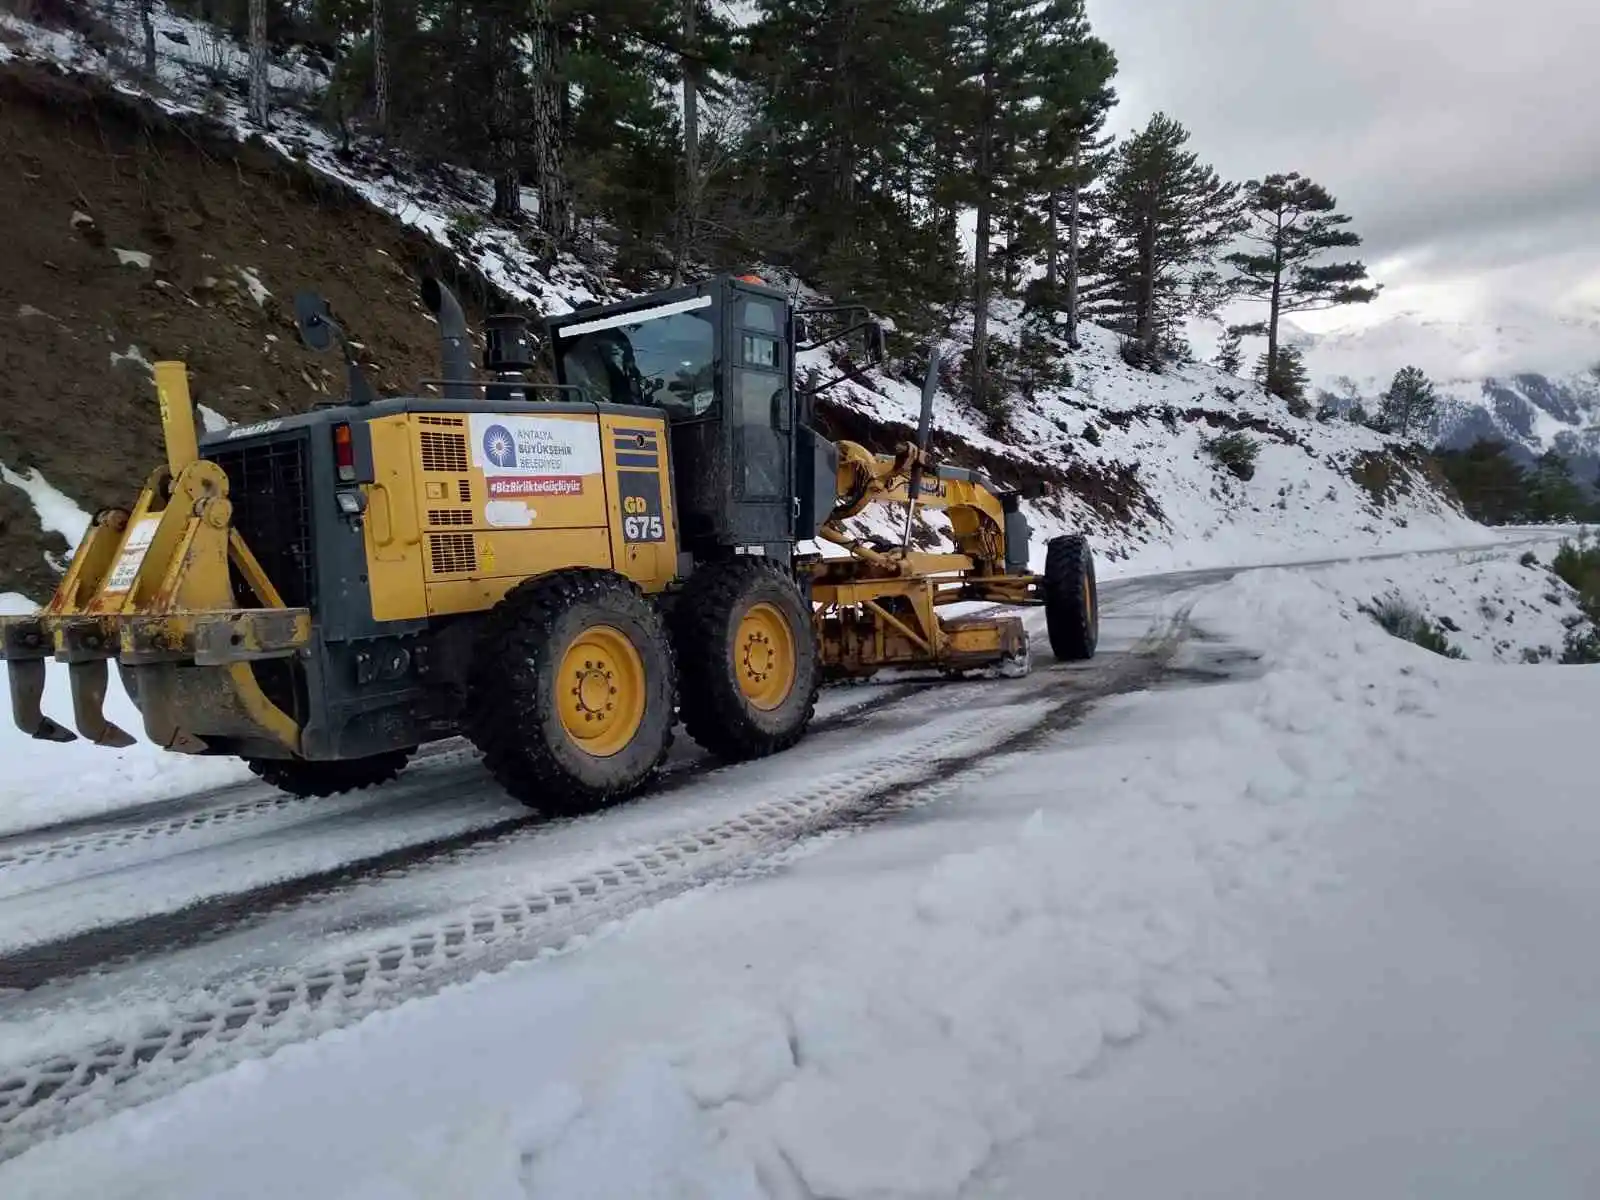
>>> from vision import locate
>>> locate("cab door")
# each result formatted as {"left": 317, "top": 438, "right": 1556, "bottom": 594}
{"left": 724, "top": 282, "right": 793, "bottom": 548}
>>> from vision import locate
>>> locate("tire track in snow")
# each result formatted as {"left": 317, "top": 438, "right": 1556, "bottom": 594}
{"left": 0, "top": 739, "right": 475, "bottom": 857}
{"left": 0, "top": 614, "right": 1189, "bottom": 1160}
{"left": 0, "top": 681, "right": 938, "bottom": 988}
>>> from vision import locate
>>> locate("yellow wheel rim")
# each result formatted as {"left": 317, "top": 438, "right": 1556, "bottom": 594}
{"left": 735, "top": 602, "right": 797, "bottom": 712}
{"left": 557, "top": 625, "right": 646, "bottom": 757}
{"left": 1083, "top": 575, "right": 1096, "bottom": 627}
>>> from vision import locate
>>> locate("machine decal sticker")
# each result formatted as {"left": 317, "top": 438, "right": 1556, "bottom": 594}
{"left": 486, "top": 477, "right": 583, "bottom": 498}
{"left": 469, "top": 414, "right": 602, "bottom": 524}
{"left": 481, "top": 423, "right": 518, "bottom": 469}
{"left": 484, "top": 500, "right": 536, "bottom": 528}
{"left": 469, "top": 414, "right": 602, "bottom": 476}
{"left": 618, "top": 472, "right": 667, "bottom": 543}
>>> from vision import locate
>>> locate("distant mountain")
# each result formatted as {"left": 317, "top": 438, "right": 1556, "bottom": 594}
{"left": 1288, "top": 310, "right": 1600, "bottom": 491}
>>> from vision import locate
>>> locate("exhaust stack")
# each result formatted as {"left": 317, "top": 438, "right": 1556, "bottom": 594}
{"left": 420, "top": 278, "right": 474, "bottom": 400}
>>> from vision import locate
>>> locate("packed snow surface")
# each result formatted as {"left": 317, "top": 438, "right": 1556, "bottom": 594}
{"left": 3, "top": 544, "right": 1595, "bottom": 1199}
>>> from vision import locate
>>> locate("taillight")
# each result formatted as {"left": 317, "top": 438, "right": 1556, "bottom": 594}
{"left": 333, "top": 423, "right": 355, "bottom": 482}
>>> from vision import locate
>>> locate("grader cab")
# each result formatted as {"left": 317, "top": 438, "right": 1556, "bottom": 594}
{"left": 0, "top": 274, "right": 1098, "bottom": 814}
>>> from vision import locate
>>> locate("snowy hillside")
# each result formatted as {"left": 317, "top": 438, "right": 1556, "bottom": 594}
{"left": 0, "top": 0, "right": 1484, "bottom": 592}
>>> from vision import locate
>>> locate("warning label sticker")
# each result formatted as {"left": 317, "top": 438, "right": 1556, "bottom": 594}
{"left": 104, "top": 516, "right": 160, "bottom": 593}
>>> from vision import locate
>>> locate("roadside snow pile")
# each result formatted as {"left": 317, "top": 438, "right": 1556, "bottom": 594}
{"left": 1282, "top": 541, "right": 1596, "bottom": 664}
{"left": 983, "top": 563, "right": 1600, "bottom": 1198}
{"left": 10, "top": 550, "right": 1591, "bottom": 1199}
{"left": 1, "top": 5, "right": 1483, "bottom": 575}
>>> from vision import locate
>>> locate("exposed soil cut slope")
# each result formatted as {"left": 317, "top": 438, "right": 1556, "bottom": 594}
{"left": 0, "top": 64, "right": 492, "bottom": 597}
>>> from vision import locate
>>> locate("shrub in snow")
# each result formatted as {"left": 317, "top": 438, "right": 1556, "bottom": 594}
{"left": 1552, "top": 533, "right": 1600, "bottom": 616}
{"left": 1204, "top": 431, "right": 1259, "bottom": 481}
{"left": 1363, "top": 592, "right": 1466, "bottom": 660}
{"left": 1561, "top": 625, "right": 1600, "bottom": 665}
{"left": 1520, "top": 550, "right": 1541, "bottom": 568}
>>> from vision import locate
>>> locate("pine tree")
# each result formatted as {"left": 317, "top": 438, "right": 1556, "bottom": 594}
{"left": 943, "top": 0, "right": 1116, "bottom": 411}
{"left": 1015, "top": 2, "right": 1116, "bottom": 345}
{"left": 1378, "top": 365, "right": 1438, "bottom": 438}
{"left": 1526, "top": 451, "right": 1589, "bottom": 522}
{"left": 1084, "top": 113, "right": 1241, "bottom": 367}
{"left": 1225, "top": 173, "right": 1379, "bottom": 384}
{"left": 745, "top": 0, "right": 949, "bottom": 316}
{"left": 944, "top": 0, "right": 1042, "bottom": 417}
{"left": 1213, "top": 326, "right": 1243, "bottom": 375}
{"left": 1254, "top": 344, "right": 1308, "bottom": 407}
{"left": 1436, "top": 440, "right": 1534, "bottom": 524}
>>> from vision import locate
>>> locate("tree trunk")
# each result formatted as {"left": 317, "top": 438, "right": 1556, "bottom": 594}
{"left": 671, "top": 0, "right": 699, "bottom": 285}
{"left": 1065, "top": 145, "right": 1081, "bottom": 348}
{"left": 971, "top": 29, "right": 997, "bottom": 412}
{"left": 140, "top": 0, "right": 155, "bottom": 78}
{"left": 1135, "top": 204, "right": 1157, "bottom": 360}
{"left": 973, "top": 190, "right": 992, "bottom": 408}
{"left": 247, "top": 0, "right": 268, "bottom": 127}
{"left": 1266, "top": 209, "right": 1284, "bottom": 388}
{"left": 371, "top": 0, "right": 389, "bottom": 134}
{"left": 527, "top": 1, "right": 570, "bottom": 243}
{"left": 1045, "top": 189, "right": 1060, "bottom": 293}
{"left": 490, "top": 16, "right": 520, "bottom": 219}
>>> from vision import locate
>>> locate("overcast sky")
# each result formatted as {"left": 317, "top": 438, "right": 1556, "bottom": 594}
{"left": 1088, "top": 0, "right": 1600, "bottom": 361}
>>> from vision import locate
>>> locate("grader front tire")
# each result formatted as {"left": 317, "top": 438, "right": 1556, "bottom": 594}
{"left": 466, "top": 570, "right": 675, "bottom": 816}
{"left": 1044, "top": 534, "right": 1100, "bottom": 662}
{"left": 671, "top": 560, "right": 819, "bottom": 761}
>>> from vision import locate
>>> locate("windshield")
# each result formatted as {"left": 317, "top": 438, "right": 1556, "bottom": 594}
{"left": 559, "top": 310, "right": 716, "bottom": 420}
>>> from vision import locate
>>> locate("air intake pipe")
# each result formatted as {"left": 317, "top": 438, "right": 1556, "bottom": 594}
{"left": 420, "top": 277, "right": 474, "bottom": 400}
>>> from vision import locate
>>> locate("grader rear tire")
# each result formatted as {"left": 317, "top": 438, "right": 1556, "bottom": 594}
{"left": 246, "top": 748, "right": 415, "bottom": 798}
{"left": 466, "top": 569, "right": 675, "bottom": 816}
{"left": 670, "top": 559, "right": 819, "bottom": 761}
{"left": 1044, "top": 534, "right": 1099, "bottom": 661}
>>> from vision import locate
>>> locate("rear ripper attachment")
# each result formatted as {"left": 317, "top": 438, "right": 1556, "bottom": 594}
{"left": 0, "top": 363, "right": 309, "bottom": 756}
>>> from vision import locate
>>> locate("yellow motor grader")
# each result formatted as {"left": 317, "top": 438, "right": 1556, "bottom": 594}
{"left": 0, "top": 275, "right": 1098, "bottom": 813}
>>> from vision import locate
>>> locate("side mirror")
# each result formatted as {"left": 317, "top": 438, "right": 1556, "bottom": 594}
{"left": 793, "top": 315, "right": 812, "bottom": 348}
{"left": 865, "top": 322, "right": 887, "bottom": 366}
{"left": 294, "top": 291, "right": 336, "bottom": 352}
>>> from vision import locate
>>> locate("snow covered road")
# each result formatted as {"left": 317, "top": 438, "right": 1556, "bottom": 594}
{"left": 0, "top": 567, "right": 1199, "bottom": 1159}
{"left": 0, "top": 534, "right": 1587, "bottom": 1197}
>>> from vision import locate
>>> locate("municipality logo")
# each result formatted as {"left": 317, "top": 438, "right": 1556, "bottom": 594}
{"left": 482, "top": 423, "right": 517, "bottom": 469}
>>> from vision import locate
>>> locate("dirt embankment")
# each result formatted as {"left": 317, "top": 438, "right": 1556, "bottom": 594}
{"left": 0, "top": 63, "right": 495, "bottom": 598}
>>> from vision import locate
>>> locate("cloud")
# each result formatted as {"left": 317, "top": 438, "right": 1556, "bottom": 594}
{"left": 1088, "top": 0, "right": 1600, "bottom": 339}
